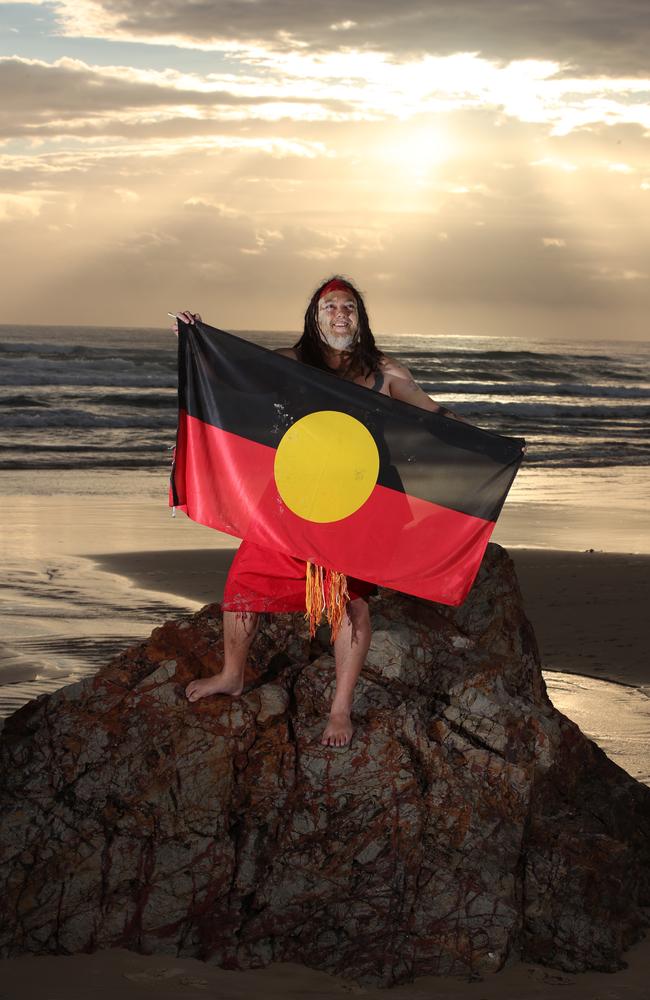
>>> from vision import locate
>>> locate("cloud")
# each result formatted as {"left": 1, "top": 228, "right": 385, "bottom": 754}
{"left": 2, "top": 8, "right": 649, "bottom": 337}
{"left": 0, "top": 56, "right": 352, "bottom": 139}
{"left": 2, "top": 50, "right": 649, "bottom": 154}
{"left": 0, "top": 192, "right": 47, "bottom": 219}
{"left": 34, "top": 0, "right": 650, "bottom": 76}
{"left": 1, "top": 111, "right": 648, "bottom": 338}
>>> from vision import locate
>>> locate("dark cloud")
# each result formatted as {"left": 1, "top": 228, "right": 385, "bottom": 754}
{"left": 0, "top": 57, "right": 350, "bottom": 138}
{"left": 0, "top": 58, "right": 242, "bottom": 114}
{"left": 76, "top": 0, "right": 650, "bottom": 75}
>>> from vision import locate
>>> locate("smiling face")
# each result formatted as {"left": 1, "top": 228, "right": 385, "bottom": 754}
{"left": 317, "top": 288, "right": 359, "bottom": 350}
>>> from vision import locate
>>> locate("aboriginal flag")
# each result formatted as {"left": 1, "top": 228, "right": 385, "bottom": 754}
{"left": 170, "top": 320, "right": 525, "bottom": 606}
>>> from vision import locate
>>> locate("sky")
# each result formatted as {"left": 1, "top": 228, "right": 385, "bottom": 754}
{"left": 0, "top": 0, "right": 649, "bottom": 339}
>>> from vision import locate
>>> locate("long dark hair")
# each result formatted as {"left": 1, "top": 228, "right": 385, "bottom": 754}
{"left": 292, "top": 275, "right": 384, "bottom": 380}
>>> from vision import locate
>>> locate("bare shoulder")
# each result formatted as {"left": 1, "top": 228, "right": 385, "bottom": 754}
{"left": 379, "top": 355, "right": 415, "bottom": 382}
{"left": 273, "top": 347, "right": 299, "bottom": 360}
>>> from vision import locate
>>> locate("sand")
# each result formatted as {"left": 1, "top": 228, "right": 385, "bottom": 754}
{"left": 90, "top": 546, "right": 650, "bottom": 786}
{"left": 3, "top": 545, "right": 649, "bottom": 997}
{"left": 2, "top": 939, "right": 650, "bottom": 999}
{"left": 93, "top": 546, "right": 650, "bottom": 691}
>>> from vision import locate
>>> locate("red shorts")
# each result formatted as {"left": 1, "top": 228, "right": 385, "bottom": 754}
{"left": 222, "top": 539, "right": 377, "bottom": 613}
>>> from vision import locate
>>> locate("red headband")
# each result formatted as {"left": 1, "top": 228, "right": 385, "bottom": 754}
{"left": 318, "top": 279, "right": 354, "bottom": 299}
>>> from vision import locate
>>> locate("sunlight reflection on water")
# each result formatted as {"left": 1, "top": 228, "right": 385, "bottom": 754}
{"left": 544, "top": 670, "right": 650, "bottom": 785}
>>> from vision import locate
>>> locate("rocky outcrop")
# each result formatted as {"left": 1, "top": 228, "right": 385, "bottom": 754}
{"left": 1, "top": 543, "right": 648, "bottom": 988}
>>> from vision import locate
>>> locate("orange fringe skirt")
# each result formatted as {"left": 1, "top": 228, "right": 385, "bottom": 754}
{"left": 222, "top": 539, "right": 377, "bottom": 640}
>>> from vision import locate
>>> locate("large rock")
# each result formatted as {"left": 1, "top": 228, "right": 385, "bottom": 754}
{"left": 1, "top": 543, "right": 648, "bottom": 987}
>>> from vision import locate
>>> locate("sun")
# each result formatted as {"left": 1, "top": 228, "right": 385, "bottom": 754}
{"left": 382, "top": 125, "right": 454, "bottom": 182}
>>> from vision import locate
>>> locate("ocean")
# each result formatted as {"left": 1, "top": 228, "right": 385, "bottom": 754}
{"left": 1, "top": 324, "right": 649, "bottom": 748}
{"left": 2, "top": 324, "right": 649, "bottom": 476}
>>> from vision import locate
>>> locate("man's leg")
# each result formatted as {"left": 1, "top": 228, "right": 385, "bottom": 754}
{"left": 321, "top": 597, "right": 372, "bottom": 748}
{"left": 185, "top": 610, "right": 260, "bottom": 702}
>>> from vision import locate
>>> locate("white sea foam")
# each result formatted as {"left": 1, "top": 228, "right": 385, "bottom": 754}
{"left": 420, "top": 381, "right": 650, "bottom": 399}
{"left": 1, "top": 325, "right": 648, "bottom": 472}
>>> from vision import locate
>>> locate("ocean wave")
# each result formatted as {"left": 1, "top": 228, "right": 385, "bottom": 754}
{"left": 0, "top": 394, "right": 51, "bottom": 408}
{"left": 1, "top": 400, "right": 648, "bottom": 429}
{"left": 0, "top": 354, "right": 176, "bottom": 388}
{"left": 406, "top": 361, "right": 647, "bottom": 385}
{"left": 0, "top": 441, "right": 168, "bottom": 454}
{"left": 457, "top": 401, "right": 650, "bottom": 418}
{"left": 0, "top": 342, "right": 103, "bottom": 357}
{"left": 0, "top": 410, "right": 177, "bottom": 429}
{"left": 0, "top": 391, "right": 179, "bottom": 408}
{"left": 398, "top": 347, "right": 618, "bottom": 362}
{"left": 1, "top": 328, "right": 647, "bottom": 474}
{"left": 0, "top": 341, "right": 176, "bottom": 362}
{"left": 88, "top": 391, "right": 176, "bottom": 407}
{"left": 2, "top": 449, "right": 648, "bottom": 472}
{"left": 421, "top": 381, "right": 650, "bottom": 399}
{"left": 3, "top": 384, "right": 648, "bottom": 414}
{"left": 0, "top": 457, "right": 168, "bottom": 470}
{"left": 0, "top": 371, "right": 177, "bottom": 388}
{"left": 2, "top": 347, "right": 645, "bottom": 397}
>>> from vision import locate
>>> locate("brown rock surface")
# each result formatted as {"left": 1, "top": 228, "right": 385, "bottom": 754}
{"left": 1, "top": 543, "right": 648, "bottom": 987}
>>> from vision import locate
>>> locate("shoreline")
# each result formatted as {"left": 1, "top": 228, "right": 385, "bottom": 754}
{"left": 1, "top": 939, "right": 650, "bottom": 1000}
{"left": 92, "top": 545, "right": 649, "bottom": 693}
{"left": 5, "top": 542, "right": 648, "bottom": 785}
{"left": 2, "top": 545, "right": 648, "bottom": 993}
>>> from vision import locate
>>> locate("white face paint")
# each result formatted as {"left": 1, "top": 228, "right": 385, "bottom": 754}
{"left": 317, "top": 289, "right": 359, "bottom": 351}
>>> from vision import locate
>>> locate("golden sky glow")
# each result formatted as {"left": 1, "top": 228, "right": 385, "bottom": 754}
{"left": 0, "top": 0, "right": 649, "bottom": 338}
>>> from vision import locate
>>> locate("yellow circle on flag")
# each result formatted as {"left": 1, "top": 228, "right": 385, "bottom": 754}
{"left": 274, "top": 410, "right": 379, "bottom": 523}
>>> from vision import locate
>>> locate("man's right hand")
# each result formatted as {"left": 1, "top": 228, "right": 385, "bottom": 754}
{"left": 171, "top": 311, "right": 202, "bottom": 337}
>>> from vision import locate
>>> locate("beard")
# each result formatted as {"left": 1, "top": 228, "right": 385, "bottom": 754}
{"left": 318, "top": 325, "right": 357, "bottom": 350}
{"left": 320, "top": 331, "right": 355, "bottom": 350}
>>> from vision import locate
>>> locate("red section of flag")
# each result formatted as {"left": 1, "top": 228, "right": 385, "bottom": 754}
{"left": 172, "top": 410, "right": 495, "bottom": 605}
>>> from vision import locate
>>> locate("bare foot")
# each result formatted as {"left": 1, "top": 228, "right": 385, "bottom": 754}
{"left": 321, "top": 710, "right": 353, "bottom": 748}
{"left": 185, "top": 673, "right": 243, "bottom": 702}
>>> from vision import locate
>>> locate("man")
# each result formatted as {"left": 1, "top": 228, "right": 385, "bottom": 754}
{"left": 173, "top": 276, "right": 489, "bottom": 749}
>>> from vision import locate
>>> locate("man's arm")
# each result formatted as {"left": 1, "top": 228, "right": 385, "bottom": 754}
{"left": 382, "top": 359, "right": 469, "bottom": 423}
{"left": 384, "top": 358, "right": 527, "bottom": 452}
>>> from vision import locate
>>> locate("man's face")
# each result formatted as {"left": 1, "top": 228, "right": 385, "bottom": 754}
{"left": 317, "top": 289, "right": 359, "bottom": 350}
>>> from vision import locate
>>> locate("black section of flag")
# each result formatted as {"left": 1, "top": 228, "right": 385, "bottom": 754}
{"left": 177, "top": 321, "right": 525, "bottom": 521}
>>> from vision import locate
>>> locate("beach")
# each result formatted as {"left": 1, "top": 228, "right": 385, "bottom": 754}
{"left": 1, "top": 327, "right": 649, "bottom": 995}
{"left": 89, "top": 542, "right": 650, "bottom": 788}
{"left": 93, "top": 544, "right": 649, "bottom": 689}
{"left": 3, "top": 513, "right": 649, "bottom": 1000}
{"left": 2, "top": 939, "right": 650, "bottom": 1000}
{"left": 2, "top": 542, "right": 649, "bottom": 1000}
{"left": 1, "top": 478, "right": 649, "bottom": 783}
{"left": 3, "top": 534, "right": 650, "bottom": 996}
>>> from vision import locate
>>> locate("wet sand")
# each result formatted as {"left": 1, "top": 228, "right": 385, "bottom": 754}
{"left": 91, "top": 545, "right": 650, "bottom": 787}
{"left": 93, "top": 546, "right": 650, "bottom": 691}
{"left": 3, "top": 543, "right": 649, "bottom": 994}
{"left": 2, "top": 939, "right": 650, "bottom": 1000}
